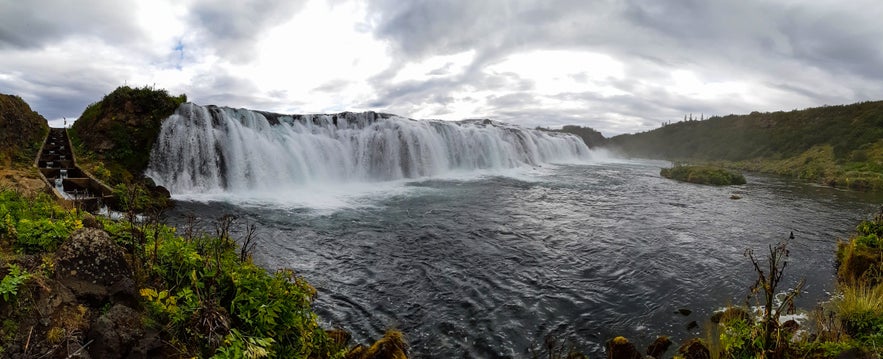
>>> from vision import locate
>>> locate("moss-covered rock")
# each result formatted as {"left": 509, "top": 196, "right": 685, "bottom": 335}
{"left": 70, "top": 86, "right": 186, "bottom": 184}
{"left": 0, "top": 94, "right": 49, "bottom": 167}
{"left": 660, "top": 165, "right": 747, "bottom": 186}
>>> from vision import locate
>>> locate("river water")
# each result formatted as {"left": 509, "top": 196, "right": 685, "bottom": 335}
{"left": 163, "top": 160, "right": 882, "bottom": 357}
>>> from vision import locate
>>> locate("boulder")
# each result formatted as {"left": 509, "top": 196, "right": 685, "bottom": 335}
{"left": 606, "top": 336, "right": 642, "bottom": 359}
{"left": 710, "top": 307, "right": 752, "bottom": 324}
{"left": 678, "top": 339, "right": 710, "bottom": 359}
{"left": 87, "top": 304, "right": 144, "bottom": 359}
{"left": 54, "top": 228, "right": 135, "bottom": 306}
{"left": 646, "top": 336, "right": 672, "bottom": 358}
{"left": 347, "top": 330, "right": 409, "bottom": 359}
{"left": 81, "top": 213, "right": 103, "bottom": 230}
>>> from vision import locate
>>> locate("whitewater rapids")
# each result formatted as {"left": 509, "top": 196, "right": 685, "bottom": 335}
{"left": 146, "top": 103, "right": 593, "bottom": 195}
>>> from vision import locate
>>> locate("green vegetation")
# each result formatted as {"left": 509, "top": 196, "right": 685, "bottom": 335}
{"left": 607, "top": 101, "right": 883, "bottom": 190}
{"left": 0, "top": 93, "right": 49, "bottom": 167}
{"left": 699, "top": 213, "right": 883, "bottom": 358}
{"left": 660, "top": 164, "right": 746, "bottom": 185}
{"left": 0, "top": 264, "right": 30, "bottom": 302}
{"left": 0, "top": 187, "right": 360, "bottom": 357}
{"left": 70, "top": 85, "right": 186, "bottom": 185}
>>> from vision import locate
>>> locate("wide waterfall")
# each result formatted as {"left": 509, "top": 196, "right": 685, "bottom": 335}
{"left": 146, "top": 103, "right": 593, "bottom": 195}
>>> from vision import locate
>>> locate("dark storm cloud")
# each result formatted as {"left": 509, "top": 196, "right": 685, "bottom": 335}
{"left": 188, "top": 0, "right": 308, "bottom": 63}
{"left": 0, "top": 0, "right": 142, "bottom": 49}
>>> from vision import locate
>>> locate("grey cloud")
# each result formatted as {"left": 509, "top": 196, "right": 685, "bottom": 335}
{"left": 0, "top": 0, "right": 142, "bottom": 49}
{"left": 486, "top": 93, "right": 539, "bottom": 109}
{"left": 313, "top": 79, "right": 350, "bottom": 93}
{"left": 0, "top": 56, "right": 125, "bottom": 120}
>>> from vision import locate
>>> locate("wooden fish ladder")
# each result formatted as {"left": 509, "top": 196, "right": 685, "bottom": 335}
{"left": 36, "top": 128, "right": 114, "bottom": 211}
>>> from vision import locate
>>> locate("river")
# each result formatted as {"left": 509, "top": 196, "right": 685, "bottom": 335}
{"left": 163, "top": 160, "right": 882, "bottom": 357}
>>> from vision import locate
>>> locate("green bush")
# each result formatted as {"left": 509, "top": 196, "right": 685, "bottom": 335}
{"left": 661, "top": 164, "right": 747, "bottom": 185}
{"left": 14, "top": 217, "right": 78, "bottom": 253}
{"left": 0, "top": 264, "right": 30, "bottom": 302}
{"left": 138, "top": 218, "right": 345, "bottom": 358}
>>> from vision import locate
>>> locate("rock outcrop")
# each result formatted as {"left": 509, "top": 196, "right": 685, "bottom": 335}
{"left": 54, "top": 228, "right": 136, "bottom": 307}
{"left": 2, "top": 227, "right": 159, "bottom": 358}
{"left": 70, "top": 86, "right": 186, "bottom": 184}
{"left": 0, "top": 93, "right": 49, "bottom": 167}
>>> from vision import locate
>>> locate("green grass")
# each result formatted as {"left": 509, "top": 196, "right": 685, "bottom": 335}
{"left": 834, "top": 284, "right": 883, "bottom": 337}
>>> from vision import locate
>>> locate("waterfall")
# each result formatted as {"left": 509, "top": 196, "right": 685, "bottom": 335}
{"left": 146, "top": 103, "right": 592, "bottom": 195}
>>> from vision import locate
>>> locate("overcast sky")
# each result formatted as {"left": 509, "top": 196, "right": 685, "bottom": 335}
{"left": 2, "top": 0, "right": 882, "bottom": 136}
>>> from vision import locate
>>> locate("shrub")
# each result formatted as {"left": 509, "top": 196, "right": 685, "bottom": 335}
{"left": 14, "top": 217, "right": 79, "bottom": 253}
{"left": 0, "top": 264, "right": 30, "bottom": 302}
{"left": 140, "top": 216, "right": 346, "bottom": 358}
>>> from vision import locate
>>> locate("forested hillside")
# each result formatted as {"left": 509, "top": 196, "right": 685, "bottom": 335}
{"left": 606, "top": 101, "right": 883, "bottom": 189}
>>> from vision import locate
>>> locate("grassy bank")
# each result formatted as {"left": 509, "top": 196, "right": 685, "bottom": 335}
{"left": 725, "top": 144, "right": 883, "bottom": 191}
{"left": 0, "top": 187, "right": 404, "bottom": 358}
{"left": 691, "top": 213, "right": 883, "bottom": 358}
{"left": 606, "top": 100, "right": 883, "bottom": 192}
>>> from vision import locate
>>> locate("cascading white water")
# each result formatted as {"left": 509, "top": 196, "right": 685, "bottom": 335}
{"left": 146, "top": 103, "right": 593, "bottom": 195}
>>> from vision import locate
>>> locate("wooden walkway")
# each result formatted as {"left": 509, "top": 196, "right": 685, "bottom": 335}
{"left": 37, "top": 128, "right": 113, "bottom": 211}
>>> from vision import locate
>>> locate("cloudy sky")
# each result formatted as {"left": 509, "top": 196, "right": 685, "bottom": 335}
{"left": 2, "top": 0, "right": 882, "bottom": 136}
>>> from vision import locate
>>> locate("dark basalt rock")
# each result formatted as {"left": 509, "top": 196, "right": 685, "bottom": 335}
{"left": 54, "top": 228, "right": 135, "bottom": 306}
{"left": 81, "top": 212, "right": 103, "bottom": 230}
{"left": 678, "top": 339, "right": 710, "bottom": 359}
{"left": 606, "top": 336, "right": 642, "bottom": 359}
{"left": 710, "top": 307, "right": 752, "bottom": 324}
{"left": 646, "top": 336, "right": 672, "bottom": 359}
{"left": 87, "top": 304, "right": 163, "bottom": 359}
{"left": 346, "top": 329, "right": 409, "bottom": 359}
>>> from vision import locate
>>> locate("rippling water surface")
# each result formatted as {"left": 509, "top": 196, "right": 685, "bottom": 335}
{"left": 166, "top": 160, "right": 883, "bottom": 357}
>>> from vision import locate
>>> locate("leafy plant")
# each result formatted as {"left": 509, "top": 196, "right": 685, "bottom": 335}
{"left": 0, "top": 264, "right": 30, "bottom": 302}
{"left": 14, "top": 217, "right": 74, "bottom": 252}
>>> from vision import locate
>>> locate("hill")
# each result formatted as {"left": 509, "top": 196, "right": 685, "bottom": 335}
{"left": 540, "top": 125, "right": 606, "bottom": 148}
{"left": 0, "top": 94, "right": 49, "bottom": 167}
{"left": 606, "top": 101, "right": 883, "bottom": 190}
{"left": 69, "top": 86, "right": 186, "bottom": 184}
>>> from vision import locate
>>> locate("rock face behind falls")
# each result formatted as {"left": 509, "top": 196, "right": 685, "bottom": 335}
{"left": 0, "top": 94, "right": 49, "bottom": 166}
